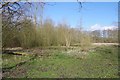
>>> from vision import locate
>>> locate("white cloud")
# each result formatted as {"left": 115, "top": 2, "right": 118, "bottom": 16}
{"left": 90, "top": 24, "right": 118, "bottom": 31}
{"left": 90, "top": 24, "right": 101, "bottom": 31}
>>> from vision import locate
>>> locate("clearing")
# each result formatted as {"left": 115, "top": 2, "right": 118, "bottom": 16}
{"left": 2, "top": 45, "right": 119, "bottom": 78}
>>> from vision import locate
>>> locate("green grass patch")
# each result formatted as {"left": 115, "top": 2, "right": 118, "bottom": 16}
{"left": 2, "top": 46, "right": 119, "bottom": 78}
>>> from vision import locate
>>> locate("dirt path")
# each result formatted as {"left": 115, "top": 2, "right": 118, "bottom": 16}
{"left": 92, "top": 43, "right": 119, "bottom": 46}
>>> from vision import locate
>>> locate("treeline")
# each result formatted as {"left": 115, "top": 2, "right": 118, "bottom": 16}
{"left": 91, "top": 29, "right": 118, "bottom": 43}
{"left": 3, "top": 17, "right": 118, "bottom": 49}
{"left": 3, "top": 18, "right": 91, "bottom": 48}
